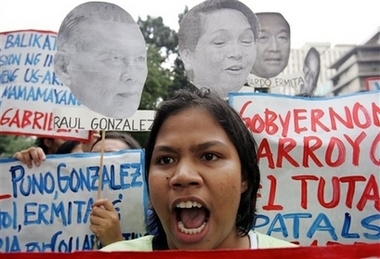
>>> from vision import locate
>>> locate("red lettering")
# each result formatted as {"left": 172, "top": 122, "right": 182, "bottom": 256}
{"left": 343, "top": 132, "right": 366, "bottom": 166}
{"left": 257, "top": 138, "right": 275, "bottom": 169}
{"left": 0, "top": 108, "right": 52, "bottom": 131}
{"left": 21, "top": 110, "right": 33, "bottom": 127}
{"left": 264, "top": 109, "right": 278, "bottom": 135}
{"left": 238, "top": 101, "right": 252, "bottom": 128}
{"left": 370, "top": 133, "right": 380, "bottom": 166}
{"left": 293, "top": 109, "right": 307, "bottom": 134}
{"left": 352, "top": 102, "right": 371, "bottom": 129}
{"left": 278, "top": 111, "right": 291, "bottom": 137}
{"left": 325, "top": 137, "right": 345, "bottom": 167}
{"left": 311, "top": 108, "right": 329, "bottom": 132}
{"left": 339, "top": 176, "right": 366, "bottom": 208}
{"left": 262, "top": 175, "right": 283, "bottom": 210}
{"left": 0, "top": 108, "right": 13, "bottom": 124}
{"left": 372, "top": 102, "right": 380, "bottom": 127}
{"left": 277, "top": 138, "right": 298, "bottom": 167}
{"left": 303, "top": 136, "right": 323, "bottom": 167}
{"left": 317, "top": 176, "right": 340, "bottom": 208}
{"left": 329, "top": 106, "right": 354, "bottom": 130}
{"left": 292, "top": 175, "right": 319, "bottom": 209}
{"left": 357, "top": 174, "right": 380, "bottom": 211}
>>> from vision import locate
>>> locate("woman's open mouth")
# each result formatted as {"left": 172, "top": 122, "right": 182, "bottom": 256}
{"left": 175, "top": 201, "right": 210, "bottom": 235}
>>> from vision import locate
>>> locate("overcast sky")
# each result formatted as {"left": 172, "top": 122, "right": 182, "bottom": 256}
{"left": 1, "top": 0, "right": 379, "bottom": 49}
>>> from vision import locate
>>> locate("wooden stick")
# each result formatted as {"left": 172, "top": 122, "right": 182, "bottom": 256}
{"left": 93, "top": 130, "right": 106, "bottom": 250}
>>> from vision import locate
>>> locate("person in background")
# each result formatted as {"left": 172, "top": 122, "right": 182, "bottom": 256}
{"left": 55, "top": 140, "right": 83, "bottom": 154}
{"left": 91, "top": 131, "right": 141, "bottom": 153}
{"left": 250, "top": 12, "right": 291, "bottom": 79}
{"left": 300, "top": 47, "right": 321, "bottom": 95}
{"left": 89, "top": 131, "right": 142, "bottom": 247}
{"left": 13, "top": 130, "right": 100, "bottom": 168}
{"left": 178, "top": 0, "right": 259, "bottom": 98}
{"left": 98, "top": 88, "right": 297, "bottom": 251}
{"left": 35, "top": 137, "right": 66, "bottom": 155}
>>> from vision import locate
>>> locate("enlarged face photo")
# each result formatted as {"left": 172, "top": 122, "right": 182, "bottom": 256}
{"left": 251, "top": 12, "right": 291, "bottom": 79}
{"left": 300, "top": 47, "right": 321, "bottom": 95}
{"left": 178, "top": 0, "right": 260, "bottom": 98}
{"left": 54, "top": 2, "right": 148, "bottom": 118}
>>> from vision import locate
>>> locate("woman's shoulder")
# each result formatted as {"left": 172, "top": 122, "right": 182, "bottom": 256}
{"left": 253, "top": 231, "right": 298, "bottom": 249}
{"left": 101, "top": 235, "right": 154, "bottom": 252}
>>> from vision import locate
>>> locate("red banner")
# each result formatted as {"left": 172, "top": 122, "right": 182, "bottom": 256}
{"left": 1, "top": 243, "right": 379, "bottom": 259}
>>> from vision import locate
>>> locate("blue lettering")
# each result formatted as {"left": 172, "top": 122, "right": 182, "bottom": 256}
{"left": 130, "top": 163, "right": 143, "bottom": 188}
{"left": 0, "top": 69, "right": 19, "bottom": 84}
{"left": 307, "top": 213, "right": 337, "bottom": 240}
{"left": 362, "top": 213, "right": 380, "bottom": 240}
{"left": 266, "top": 213, "right": 289, "bottom": 237}
{"left": 57, "top": 163, "right": 70, "bottom": 192}
{"left": 283, "top": 213, "right": 312, "bottom": 239}
{"left": 0, "top": 235, "right": 21, "bottom": 252}
{"left": 341, "top": 212, "right": 360, "bottom": 238}
{"left": 24, "top": 202, "right": 38, "bottom": 225}
{"left": 253, "top": 213, "right": 270, "bottom": 228}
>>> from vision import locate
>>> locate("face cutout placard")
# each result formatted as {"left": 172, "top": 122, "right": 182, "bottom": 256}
{"left": 54, "top": 2, "right": 148, "bottom": 119}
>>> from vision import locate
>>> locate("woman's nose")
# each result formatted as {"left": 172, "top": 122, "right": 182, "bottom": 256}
{"left": 169, "top": 159, "right": 203, "bottom": 189}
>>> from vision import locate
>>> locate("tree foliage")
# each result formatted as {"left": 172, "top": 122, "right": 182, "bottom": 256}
{"left": 0, "top": 135, "right": 35, "bottom": 158}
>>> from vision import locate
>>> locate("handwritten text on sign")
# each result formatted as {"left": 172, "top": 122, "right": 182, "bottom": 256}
{"left": 229, "top": 91, "right": 380, "bottom": 246}
{"left": 0, "top": 150, "right": 148, "bottom": 252}
{"left": 53, "top": 107, "right": 155, "bottom": 132}
{"left": 0, "top": 30, "right": 87, "bottom": 140}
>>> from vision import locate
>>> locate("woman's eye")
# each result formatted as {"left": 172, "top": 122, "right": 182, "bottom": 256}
{"left": 158, "top": 157, "right": 174, "bottom": 165}
{"left": 201, "top": 153, "right": 217, "bottom": 161}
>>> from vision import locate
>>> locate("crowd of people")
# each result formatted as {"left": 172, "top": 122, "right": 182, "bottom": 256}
{"left": 6, "top": 0, "right": 320, "bottom": 253}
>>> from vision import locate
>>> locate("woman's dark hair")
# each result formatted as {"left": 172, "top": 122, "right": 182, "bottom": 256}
{"left": 90, "top": 131, "right": 141, "bottom": 151}
{"left": 145, "top": 88, "right": 260, "bottom": 248}
{"left": 56, "top": 140, "right": 81, "bottom": 154}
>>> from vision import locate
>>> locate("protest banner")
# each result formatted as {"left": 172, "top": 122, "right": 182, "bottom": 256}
{"left": 0, "top": 242, "right": 379, "bottom": 259}
{"left": 0, "top": 149, "right": 148, "bottom": 252}
{"left": 0, "top": 30, "right": 88, "bottom": 140}
{"left": 229, "top": 90, "right": 380, "bottom": 246}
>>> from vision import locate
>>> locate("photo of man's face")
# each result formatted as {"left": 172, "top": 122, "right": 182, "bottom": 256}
{"left": 251, "top": 12, "right": 290, "bottom": 79}
{"left": 55, "top": 2, "right": 147, "bottom": 118}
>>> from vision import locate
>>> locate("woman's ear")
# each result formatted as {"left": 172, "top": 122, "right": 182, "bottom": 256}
{"left": 54, "top": 51, "right": 72, "bottom": 86}
{"left": 241, "top": 179, "right": 248, "bottom": 193}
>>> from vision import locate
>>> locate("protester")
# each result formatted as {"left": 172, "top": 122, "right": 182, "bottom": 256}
{"left": 54, "top": 2, "right": 147, "bottom": 118}
{"left": 250, "top": 12, "right": 291, "bottom": 79}
{"left": 13, "top": 130, "right": 99, "bottom": 168}
{"left": 34, "top": 137, "right": 66, "bottom": 154}
{"left": 178, "top": 0, "right": 259, "bottom": 98}
{"left": 98, "top": 88, "right": 296, "bottom": 251}
{"left": 91, "top": 131, "right": 141, "bottom": 152}
{"left": 55, "top": 140, "right": 83, "bottom": 154}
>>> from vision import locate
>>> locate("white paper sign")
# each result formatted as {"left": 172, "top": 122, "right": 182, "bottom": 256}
{"left": 0, "top": 149, "right": 148, "bottom": 252}
{"left": 229, "top": 91, "right": 380, "bottom": 246}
